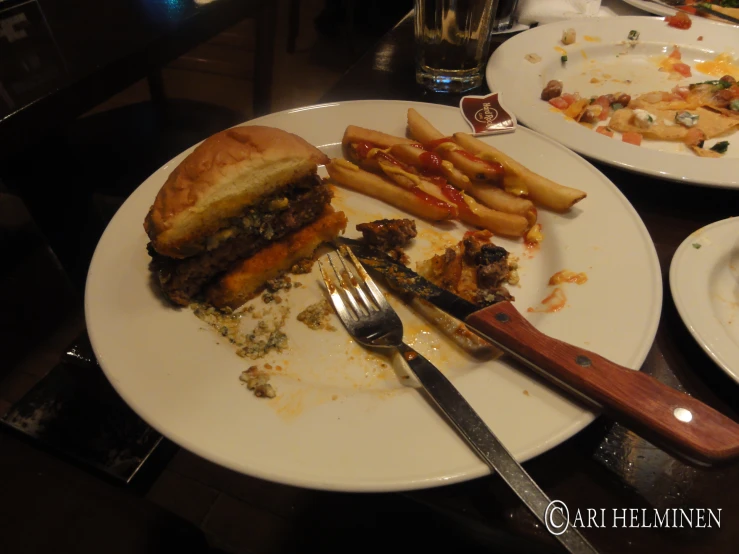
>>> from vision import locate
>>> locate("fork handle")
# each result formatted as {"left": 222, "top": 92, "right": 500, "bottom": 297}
{"left": 465, "top": 301, "right": 739, "bottom": 465}
{"left": 397, "top": 342, "right": 597, "bottom": 554}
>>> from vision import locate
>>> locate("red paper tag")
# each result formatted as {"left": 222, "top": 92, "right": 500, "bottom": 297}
{"left": 460, "top": 93, "right": 517, "bottom": 136}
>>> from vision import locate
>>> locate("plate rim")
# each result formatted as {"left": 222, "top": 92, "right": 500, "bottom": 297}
{"left": 85, "top": 99, "right": 663, "bottom": 491}
{"left": 670, "top": 216, "right": 739, "bottom": 384}
{"left": 620, "top": 0, "right": 676, "bottom": 17}
{"left": 485, "top": 15, "right": 739, "bottom": 189}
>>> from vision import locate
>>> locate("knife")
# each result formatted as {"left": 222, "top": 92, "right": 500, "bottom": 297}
{"left": 338, "top": 237, "right": 739, "bottom": 465}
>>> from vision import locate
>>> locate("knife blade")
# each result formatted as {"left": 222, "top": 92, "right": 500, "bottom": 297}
{"left": 337, "top": 237, "right": 739, "bottom": 465}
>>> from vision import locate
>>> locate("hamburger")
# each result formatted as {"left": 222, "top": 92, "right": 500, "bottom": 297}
{"left": 144, "top": 125, "right": 347, "bottom": 308}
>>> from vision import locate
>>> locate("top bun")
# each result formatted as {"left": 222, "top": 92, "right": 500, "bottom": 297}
{"left": 144, "top": 125, "right": 329, "bottom": 258}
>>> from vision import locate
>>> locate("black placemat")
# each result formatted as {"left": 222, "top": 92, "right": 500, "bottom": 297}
{"left": 1, "top": 358, "right": 162, "bottom": 483}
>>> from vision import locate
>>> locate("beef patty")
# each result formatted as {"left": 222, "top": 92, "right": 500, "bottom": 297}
{"left": 149, "top": 177, "right": 332, "bottom": 305}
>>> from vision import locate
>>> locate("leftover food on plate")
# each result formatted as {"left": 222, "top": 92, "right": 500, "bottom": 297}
{"left": 144, "top": 125, "right": 347, "bottom": 307}
{"left": 141, "top": 112, "right": 587, "bottom": 399}
{"left": 417, "top": 230, "right": 518, "bottom": 307}
{"left": 356, "top": 218, "right": 417, "bottom": 263}
{"left": 542, "top": 72, "right": 739, "bottom": 155}
{"left": 326, "top": 108, "right": 586, "bottom": 242}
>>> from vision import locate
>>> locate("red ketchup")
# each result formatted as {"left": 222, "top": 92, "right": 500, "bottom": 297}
{"left": 439, "top": 183, "right": 472, "bottom": 216}
{"left": 425, "top": 137, "right": 455, "bottom": 150}
{"left": 411, "top": 187, "right": 455, "bottom": 214}
{"left": 354, "top": 141, "right": 373, "bottom": 158}
{"left": 418, "top": 151, "right": 442, "bottom": 172}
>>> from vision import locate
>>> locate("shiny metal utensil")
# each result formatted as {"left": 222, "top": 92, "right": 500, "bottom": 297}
{"left": 318, "top": 245, "right": 598, "bottom": 554}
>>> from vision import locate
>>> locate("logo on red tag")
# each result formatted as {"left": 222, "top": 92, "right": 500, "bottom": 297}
{"left": 460, "top": 93, "right": 517, "bottom": 136}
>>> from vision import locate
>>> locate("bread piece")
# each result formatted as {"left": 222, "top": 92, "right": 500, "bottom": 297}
{"left": 145, "top": 126, "right": 329, "bottom": 258}
{"left": 206, "top": 208, "right": 348, "bottom": 309}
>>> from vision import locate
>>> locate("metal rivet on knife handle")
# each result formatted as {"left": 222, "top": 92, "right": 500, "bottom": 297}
{"left": 576, "top": 355, "right": 592, "bottom": 368}
{"left": 495, "top": 312, "right": 510, "bottom": 323}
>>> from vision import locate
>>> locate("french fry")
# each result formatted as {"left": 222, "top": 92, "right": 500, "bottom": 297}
{"left": 407, "top": 108, "right": 445, "bottom": 143}
{"left": 389, "top": 143, "right": 537, "bottom": 228}
{"left": 326, "top": 160, "right": 457, "bottom": 221}
{"left": 459, "top": 194, "right": 529, "bottom": 237}
{"left": 463, "top": 184, "right": 537, "bottom": 228}
{"left": 407, "top": 108, "right": 504, "bottom": 183}
{"left": 453, "top": 132, "right": 587, "bottom": 212}
{"left": 342, "top": 125, "right": 417, "bottom": 149}
{"left": 389, "top": 144, "right": 471, "bottom": 190}
{"left": 372, "top": 157, "right": 524, "bottom": 236}
{"left": 375, "top": 159, "right": 452, "bottom": 205}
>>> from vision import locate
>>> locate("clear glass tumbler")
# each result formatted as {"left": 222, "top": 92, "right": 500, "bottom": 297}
{"left": 414, "top": 0, "right": 500, "bottom": 93}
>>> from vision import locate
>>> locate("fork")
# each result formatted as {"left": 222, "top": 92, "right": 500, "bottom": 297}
{"left": 318, "top": 246, "right": 598, "bottom": 554}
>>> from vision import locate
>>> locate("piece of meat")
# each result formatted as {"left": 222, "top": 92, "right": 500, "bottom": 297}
{"left": 541, "top": 80, "right": 563, "bottom": 101}
{"left": 149, "top": 180, "right": 332, "bottom": 305}
{"left": 356, "top": 219, "right": 416, "bottom": 248}
{"left": 417, "top": 230, "right": 514, "bottom": 308}
{"left": 614, "top": 93, "right": 631, "bottom": 107}
{"left": 357, "top": 218, "right": 417, "bottom": 264}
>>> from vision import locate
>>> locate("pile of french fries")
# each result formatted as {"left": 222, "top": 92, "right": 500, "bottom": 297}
{"left": 326, "top": 108, "right": 587, "bottom": 239}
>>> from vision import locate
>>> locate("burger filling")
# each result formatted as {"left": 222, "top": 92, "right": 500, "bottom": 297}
{"left": 148, "top": 175, "right": 332, "bottom": 305}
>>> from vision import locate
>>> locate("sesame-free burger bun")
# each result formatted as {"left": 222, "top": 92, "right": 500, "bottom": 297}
{"left": 144, "top": 125, "right": 329, "bottom": 258}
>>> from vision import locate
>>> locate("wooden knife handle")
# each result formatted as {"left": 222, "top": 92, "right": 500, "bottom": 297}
{"left": 465, "top": 301, "right": 739, "bottom": 464}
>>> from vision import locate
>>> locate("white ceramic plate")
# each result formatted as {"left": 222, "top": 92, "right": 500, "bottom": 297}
{"left": 670, "top": 217, "right": 739, "bottom": 384}
{"left": 622, "top": 0, "right": 739, "bottom": 22}
{"left": 486, "top": 16, "right": 739, "bottom": 188}
{"left": 621, "top": 0, "right": 677, "bottom": 17}
{"left": 492, "top": 22, "right": 531, "bottom": 35}
{"left": 85, "top": 100, "right": 662, "bottom": 492}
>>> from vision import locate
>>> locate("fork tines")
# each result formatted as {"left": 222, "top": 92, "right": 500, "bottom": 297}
{"left": 318, "top": 247, "right": 388, "bottom": 321}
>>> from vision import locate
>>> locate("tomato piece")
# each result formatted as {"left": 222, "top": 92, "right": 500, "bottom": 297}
{"left": 673, "top": 62, "right": 692, "bottom": 78}
{"left": 560, "top": 93, "right": 579, "bottom": 107}
{"left": 598, "top": 107, "right": 610, "bottom": 121}
{"left": 594, "top": 96, "right": 611, "bottom": 110}
{"left": 684, "top": 128, "right": 706, "bottom": 147}
{"left": 622, "top": 132, "right": 642, "bottom": 146}
{"left": 549, "top": 97, "right": 569, "bottom": 110}
{"left": 668, "top": 47, "right": 682, "bottom": 60}
{"left": 595, "top": 126, "right": 614, "bottom": 137}
{"left": 665, "top": 12, "right": 692, "bottom": 29}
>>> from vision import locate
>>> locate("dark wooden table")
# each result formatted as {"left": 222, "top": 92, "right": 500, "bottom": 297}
{"left": 320, "top": 13, "right": 739, "bottom": 554}
{"left": 0, "top": 0, "right": 275, "bottom": 162}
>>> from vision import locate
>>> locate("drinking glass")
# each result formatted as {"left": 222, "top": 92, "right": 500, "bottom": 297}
{"left": 414, "top": 0, "right": 500, "bottom": 93}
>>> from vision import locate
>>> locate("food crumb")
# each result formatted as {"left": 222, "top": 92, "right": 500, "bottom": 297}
{"left": 332, "top": 395, "right": 338, "bottom": 401}
{"left": 697, "top": 36, "right": 703, "bottom": 41}
{"left": 239, "top": 366, "right": 276, "bottom": 398}
{"left": 523, "top": 390, "right": 530, "bottom": 396}
{"left": 266, "top": 276, "right": 292, "bottom": 292}
{"left": 692, "top": 243, "right": 702, "bottom": 249}
{"left": 291, "top": 257, "right": 315, "bottom": 274}
{"left": 264, "top": 363, "right": 272, "bottom": 369}
{"left": 297, "top": 300, "right": 336, "bottom": 331}
{"left": 293, "top": 281, "right": 303, "bottom": 288}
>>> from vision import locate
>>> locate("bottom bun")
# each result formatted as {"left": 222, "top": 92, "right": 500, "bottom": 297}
{"left": 205, "top": 207, "right": 348, "bottom": 309}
